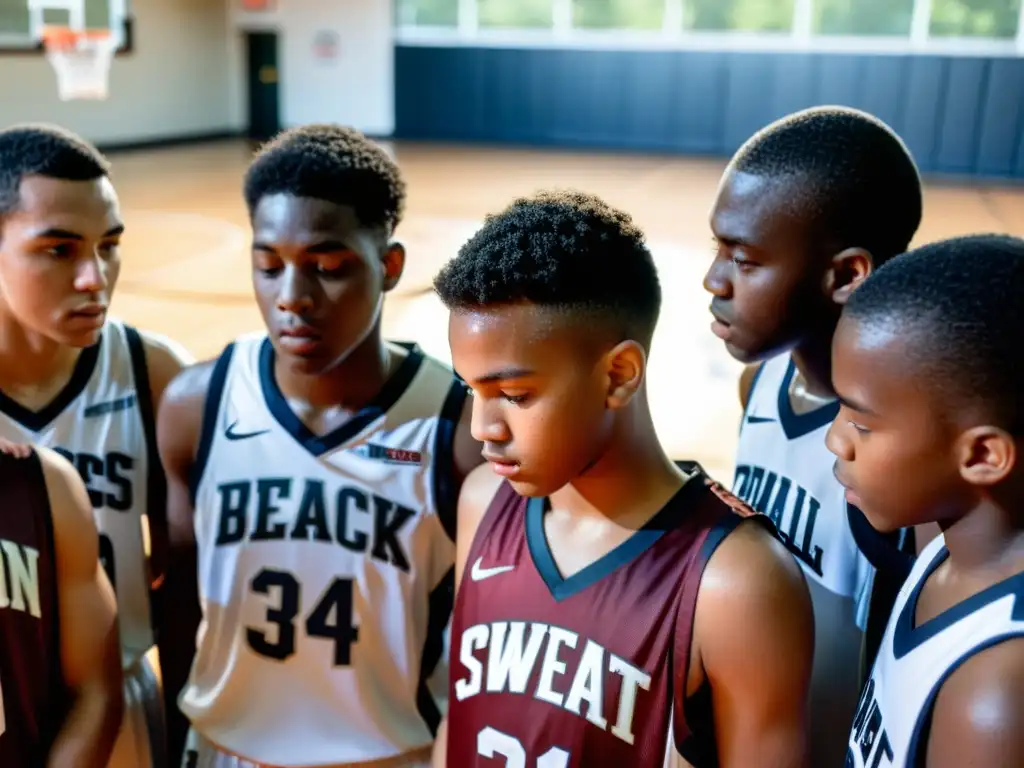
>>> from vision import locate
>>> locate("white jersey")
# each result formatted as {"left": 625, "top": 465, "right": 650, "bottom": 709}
{"left": 732, "top": 353, "right": 877, "bottom": 766}
{"left": 0, "top": 318, "right": 159, "bottom": 665}
{"left": 848, "top": 534, "right": 1024, "bottom": 767}
{"left": 183, "top": 333, "right": 466, "bottom": 766}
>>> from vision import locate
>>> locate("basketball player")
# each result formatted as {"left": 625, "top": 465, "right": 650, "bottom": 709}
{"left": 703, "top": 106, "right": 923, "bottom": 766}
{"left": 829, "top": 234, "right": 1024, "bottom": 767}
{"left": 0, "top": 439, "right": 124, "bottom": 766}
{"left": 157, "top": 124, "right": 480, "bottom": 767}
{"left": 0, "top": 123, "right": 194, "bottom": 767}
{"left": 432, "top": 191, "right": 814, "bottom": 767}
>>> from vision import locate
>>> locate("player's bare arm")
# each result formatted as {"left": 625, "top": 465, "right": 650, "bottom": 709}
{"left": 155, "top": 360, "right": 216, "bottom": 765}
{"left": 139, "top": 330, "right": 195, "bottom": 589}
{"left": 738, "top": 363, "right": 762, "bottom": 409}
{"left": 432, "top": 462, "right": 503, "bottom": 768}
{"left": 38, "top": 445, "right": 125, "bottom": 767}
{"left": 924, "top": 637, "right": 1024, "bottom": 767}
{"left": 691, "top": 520, "right": 814, "bottom": 768}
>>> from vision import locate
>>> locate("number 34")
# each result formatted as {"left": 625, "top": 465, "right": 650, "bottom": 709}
{"left": 478, "top": 727, "right": 570, "bottom": 768}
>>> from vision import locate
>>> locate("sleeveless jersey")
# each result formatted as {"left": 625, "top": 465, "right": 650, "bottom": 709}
{"left": 0, "top": 450, "right": 72, "bottom": 766}
{"left": 847, "top": 534, "right": 1024, "bottom": 768}
{"left": 732, "top": 353, "right": 877, "bottom": 766}
{"left": 182, "top": 334, "right": 466, "bottom": 766}
{"left": 0, "top": 318, "right": 161, "bottom": 666}
{"left": 447, "top": 469, "right": 766, "bottom": 768}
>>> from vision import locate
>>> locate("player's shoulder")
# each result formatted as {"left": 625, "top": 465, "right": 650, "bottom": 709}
{"left": 34, "top": 445, "right": 97, "bottom": 537}
{"left": 927, "top": 635, "right": 1024, "bottom": 764}
{"left": 682, "top": 465, "right": 804, "bottom": 603}
{"left": 458, "top": 464, "right": 503, "bottom": 529}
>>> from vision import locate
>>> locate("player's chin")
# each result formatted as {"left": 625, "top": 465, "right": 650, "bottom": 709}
{"left": 505, "top": 473, "right": 562, "bottom": 499}
{"left": 55, "top": 324, "right": 104, "bottom": 348}
{"left": 852, "top": 496, "right": 902, "bottom": 534}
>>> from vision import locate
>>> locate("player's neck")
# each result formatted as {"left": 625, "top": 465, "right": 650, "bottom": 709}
{"left": 0, "top": 316, "right": 82, "bottom": 394}
{"left": 790, "top": 331, "right": 836, "bottom": 400}
{"left": 550, "top": 401, "right": 684, "bottom": 525}
{"left": 941, "top": 493, "right": 1024, "bottom": 576}
{"left": 274, "top": 328, "right": 395, "bottom": 410}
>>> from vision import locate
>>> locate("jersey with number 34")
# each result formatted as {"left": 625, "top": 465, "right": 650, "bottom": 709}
{"left": 181, "top": 334, "right": 466, "bottom": 766}
{"left": 448, "top": 474, "right": 762, "bottom": 767}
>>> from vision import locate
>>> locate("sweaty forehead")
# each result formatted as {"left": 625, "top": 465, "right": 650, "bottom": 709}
{"left": 711, "top": 170, "right": 816, "bottom": 251}
{"left": 253, "top": 193, "right": 367, "bottom": 242}
{"left": 448, "top": 304, "right": 598, "bottom": 383}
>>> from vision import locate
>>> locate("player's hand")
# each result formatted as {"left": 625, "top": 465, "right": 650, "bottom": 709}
{"left": 0, "top": 437, "right": 33, "bottom": 458}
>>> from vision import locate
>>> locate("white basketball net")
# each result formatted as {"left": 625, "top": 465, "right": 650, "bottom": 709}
{"left": 43, "top": 28, "right": 116, "bottom": 101}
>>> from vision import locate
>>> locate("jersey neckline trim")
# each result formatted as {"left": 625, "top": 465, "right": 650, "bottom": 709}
{"left": 525, "top": 475, "right": 707, "bottom": 602}
{"left": 0, "top": 336, "right": 102, "bottom": 432}
{"left": 893, "top": 542, "right": 1024, "bottom": 660}
{"left": 257, "top": 338, "right": 425, "bottom": 457}
{"left": 776, "top": 358, "right": 840, "bottom": 441}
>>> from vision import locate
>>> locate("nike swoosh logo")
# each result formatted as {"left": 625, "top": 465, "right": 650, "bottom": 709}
{"left": 745, "top": 414, "right": 775, "bottom": 424}
{"left": 84, "top": 394, "right": 137, "bottom": 418}
{"left": 470, "top": 556, "right": 514, "bottom": 582}
{"left": 225, "top": 421, "right": 271, "bottom": 441}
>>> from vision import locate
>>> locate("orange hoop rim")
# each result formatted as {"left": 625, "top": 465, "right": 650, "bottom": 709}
{"left": 41, "top": 25, "right": 113, "bottom": 50}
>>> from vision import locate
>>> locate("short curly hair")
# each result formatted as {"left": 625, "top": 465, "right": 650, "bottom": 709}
{"left": 0, "top": 123, "right": 110, "bottom": 217}
{"left": 844, "top": 233, "right": 1024, "bottom": 431}
{"left": 730, "top": 106, "right": 922, "bottom": 263}
{"left": 243, "top": 124, "right": 406, "bottom": 234}
{"left": 433, "top": 190, "right": 661, "bottom": 347}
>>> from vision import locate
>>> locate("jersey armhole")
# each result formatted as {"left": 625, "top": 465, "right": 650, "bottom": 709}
{"left": 672, "top": 512, "right": 774, "bottom": 758}
{"left": 124, "top": 325, "right": 168, "bottom": 540}
{"left": 738, "top": 362, "right": 767, "bottom": 433}
{"left": 432, "top": 377, "right": 469, "bottom": 543}
{"left": 187, "top": 343, "right": 236, "bottom": 507}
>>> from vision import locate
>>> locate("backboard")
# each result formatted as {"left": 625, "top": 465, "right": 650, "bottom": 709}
{"left": 0, "top": 0, "right": 132, "bottom": 52}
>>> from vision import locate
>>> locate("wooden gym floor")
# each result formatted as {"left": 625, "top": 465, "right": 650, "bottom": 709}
{"left": 108, "top": 139, "right": 1024, "bottom": 481}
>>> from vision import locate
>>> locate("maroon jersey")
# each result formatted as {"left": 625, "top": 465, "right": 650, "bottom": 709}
{"left": 447, "top": 468, "right": 766, "bottom": 768}
{"left": 0, "top": 450, "right": 70, "bottom": 765}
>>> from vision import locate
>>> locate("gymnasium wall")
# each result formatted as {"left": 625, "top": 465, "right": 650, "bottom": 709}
{"left": 393, "top": 46, "right": 1024, "bottom": 179}
{"left": 0, "top": 0, "right": 234, "bottom": 147}
{"left": 225, "top": 0, "right": 395, "bottom": 136}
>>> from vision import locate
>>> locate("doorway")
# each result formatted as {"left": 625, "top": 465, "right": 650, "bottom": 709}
{"left": 245, "top": 31, "right": 281, "bottom": 142}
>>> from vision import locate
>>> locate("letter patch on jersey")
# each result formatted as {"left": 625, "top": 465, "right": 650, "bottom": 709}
{"left": 213, "top": 478, "right": 415, "bottom": 572}
{"left": 456, "top": 621, "right": 651, "bottom": 746}
{"left": 733, "top": 464, "right": 825, "bottom": 577}
{"left": 847, "top": 679, "right": 893, "bottom": 768}
{"left": 351, "top": 443, "right": 423, "bottom": 465}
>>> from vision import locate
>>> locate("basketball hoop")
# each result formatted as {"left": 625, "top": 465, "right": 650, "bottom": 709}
{"left": 41, "top": 26, "right": 117, "bottom": 101}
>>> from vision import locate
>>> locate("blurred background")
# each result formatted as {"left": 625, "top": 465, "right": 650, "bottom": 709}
{"left": 1, "top": 0, "right": 1022, "bottom": 478}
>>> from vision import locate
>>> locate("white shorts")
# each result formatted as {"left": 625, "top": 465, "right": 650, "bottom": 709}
{"left": 107, "top": 646, "right": 166, "bottom": 768}
{"left": 180, "top": 732, "right": 433, "bottom": 768}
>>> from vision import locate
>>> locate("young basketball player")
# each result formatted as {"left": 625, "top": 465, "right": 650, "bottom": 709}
{"left": 703, "top": 106, "right": 923, "bottom": 766}
{"left": 829, "top": 234, "right": 1024, "bottom": 767}
{"left": 431, "top": 190, "right": 814, "bottom": 767}
{"left": 157, "top": 124, "right": 480, "bottom": 767}
{"left": 0, "top": 440, "right": 124, "bottom": 766}
{"left": 0, "top": 123, "right": 193, "bottom": 767}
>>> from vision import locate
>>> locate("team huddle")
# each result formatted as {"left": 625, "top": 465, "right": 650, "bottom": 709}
{"left": 0, "top": 106, "right": 1020, "bottom": 768}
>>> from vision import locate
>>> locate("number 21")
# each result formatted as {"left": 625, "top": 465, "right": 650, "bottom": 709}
{"left": 477, "top": 727, "right": 570, "bottom": 767}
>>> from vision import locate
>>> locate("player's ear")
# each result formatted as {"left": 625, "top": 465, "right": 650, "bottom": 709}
{"left": 605, "top": 340, "right": 645, "bottom": 410}
{"left": 381, "top": 242, "right": 405, "bottom": 293}
{"left": 826, "top": 247, "right": 873, "bottom": 305}
{"left": 958, "top": 425, "right": 1016, "bottom": 486}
